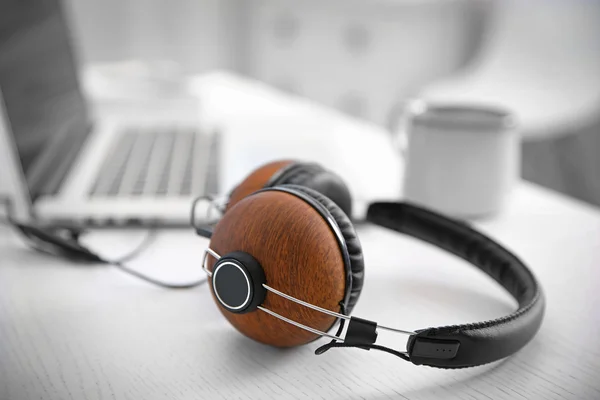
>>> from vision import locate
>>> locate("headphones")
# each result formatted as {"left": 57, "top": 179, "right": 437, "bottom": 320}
{"left": 194, "top": 160, "right": 545, "bottom": 369}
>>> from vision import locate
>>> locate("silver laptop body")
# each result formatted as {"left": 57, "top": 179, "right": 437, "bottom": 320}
{"left": 0, "top": 0, "right": 216, "bottom": 227}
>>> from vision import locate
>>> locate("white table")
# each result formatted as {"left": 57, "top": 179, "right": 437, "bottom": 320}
{"left": 1, "top": 182, "right": 599, "bottom": 399}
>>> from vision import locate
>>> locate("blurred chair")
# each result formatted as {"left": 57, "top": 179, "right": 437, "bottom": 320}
{"left": 417, "top": 0, "right": 600, "bottom": 205}
{"left": 64, "top": 0, "right": 485, "bottom": 127}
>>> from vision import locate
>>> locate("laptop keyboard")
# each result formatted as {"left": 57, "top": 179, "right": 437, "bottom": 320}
{"left": 89, "top": 126, "right": 218, "bottom": 198}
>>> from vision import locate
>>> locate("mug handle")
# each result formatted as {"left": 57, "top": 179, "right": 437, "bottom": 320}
{"left": 386, "top": 98, "right": 428, "bottom": 159}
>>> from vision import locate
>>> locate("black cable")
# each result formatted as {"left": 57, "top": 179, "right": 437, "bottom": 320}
{"left": 109, "top": 261, "right": 207, "bottom": 289}
{"left": 107, "top": 229, "right": 159, "bottom": 264}
{"left": 0, "top": 198, "right": 207, "bottom": 289}
{"left": 87, "top": 229, "right": 208, "bottom": 289}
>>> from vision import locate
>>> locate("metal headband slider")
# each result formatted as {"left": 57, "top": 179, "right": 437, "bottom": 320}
{"left": 202, "top": 248, "right": 221, "bottom": 277}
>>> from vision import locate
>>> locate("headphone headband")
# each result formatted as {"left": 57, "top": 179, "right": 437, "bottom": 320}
{"left": 366, "top": 202, "right": 545, "bottom": 368}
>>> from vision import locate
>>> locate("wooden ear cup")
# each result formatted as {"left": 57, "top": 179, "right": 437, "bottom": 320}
{"left": 208, "top": 190, "right": 347, "bottom": 347}
{"left": 226, "top": 160, "right": 353, "bottom": 218}
{"left": 226, "top": 160, "right": 294, "bottom": 212}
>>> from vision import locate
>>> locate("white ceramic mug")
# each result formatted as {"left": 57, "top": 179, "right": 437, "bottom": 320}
{"left": 393, "top": 100, "right": 519, "bottom": 218}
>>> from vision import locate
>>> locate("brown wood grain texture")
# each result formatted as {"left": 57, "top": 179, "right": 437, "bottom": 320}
{"left": 225, "top": 160, "right": 293, "bottom": 212}
{"left": 209, "top": 190, "right": 346, "bottom": 347}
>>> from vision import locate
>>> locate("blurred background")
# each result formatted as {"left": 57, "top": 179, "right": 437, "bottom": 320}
{"left": 61, "top": 0, "right": 600, "bottom": 207}
{"left": 2, "top": 0, "right": 599, "bottom": 228}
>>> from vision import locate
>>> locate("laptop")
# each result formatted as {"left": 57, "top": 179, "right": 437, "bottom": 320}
{"left": 0, "top": 0, "right": 217, "bottom": 228}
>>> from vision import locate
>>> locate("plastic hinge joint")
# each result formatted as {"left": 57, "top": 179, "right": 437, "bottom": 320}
{"left": 345, "top": 316, "right": 378, "bottom": 345}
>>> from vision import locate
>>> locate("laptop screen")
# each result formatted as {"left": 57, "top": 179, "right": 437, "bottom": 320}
{"left": 0, "top": 0, "right": 90, "bottom": 199}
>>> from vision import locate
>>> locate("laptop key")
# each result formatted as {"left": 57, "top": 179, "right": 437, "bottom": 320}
{"left": 89, "top": 130, "right": 137, "bottom": 197}
{"left": 130, "top": 130, "right": 159, "bottom": 195}
{"left": 190, "top": 133, "right": 210, "bottom": 197}
{"left": 204, "top": 131, "right": 220, "bottom": 195}
{"left": 167, "top": 128, "right": 195, "bottom": 196}
{"left": 154, "top": 129, "right": 177, "bottom": 196}
{"left": 179, "top": 133, "right": 196, "bottom": 196}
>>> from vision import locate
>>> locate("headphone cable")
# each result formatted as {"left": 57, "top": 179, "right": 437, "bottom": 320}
{"left": 1, "top": 197, "right": 207, "bottom": 289}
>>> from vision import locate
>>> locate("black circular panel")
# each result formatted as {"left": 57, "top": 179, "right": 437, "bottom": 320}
{"left": 211, "top": 252, "right": 267, "bottom": 314}
{"left": 213, "top": 261, "right": 251, "bottom": 310}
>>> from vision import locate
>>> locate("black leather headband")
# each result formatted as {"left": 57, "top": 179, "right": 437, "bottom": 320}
{"left": 366, "top": 202, "right": 545, "bottom": 368}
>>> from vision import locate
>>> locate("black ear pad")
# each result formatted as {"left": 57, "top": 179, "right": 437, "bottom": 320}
{"left": 268, "top": 163, "right": 353, "bottom": 218}
{"left": 281, "top": 184, "right": 364, "bottom": 314}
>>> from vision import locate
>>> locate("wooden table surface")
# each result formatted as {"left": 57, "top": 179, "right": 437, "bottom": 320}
{"left": 1, "top": 182, "right": 599, "bottom": 399}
